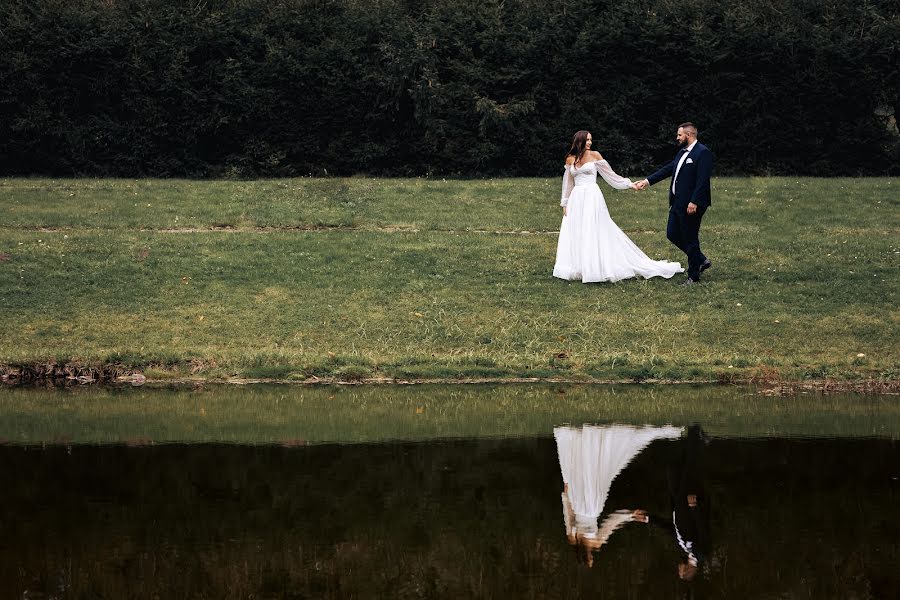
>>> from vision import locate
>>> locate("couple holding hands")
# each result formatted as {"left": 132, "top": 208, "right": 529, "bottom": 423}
{"left": 553, "top": 122, "right": 713, "bottom": 285}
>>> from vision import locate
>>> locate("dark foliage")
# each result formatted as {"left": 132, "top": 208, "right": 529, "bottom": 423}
{"left": 0, "top": 0, "right": 897, "bottom": 177}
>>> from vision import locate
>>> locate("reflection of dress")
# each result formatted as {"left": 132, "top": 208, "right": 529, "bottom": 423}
{"left": 555, "top": 424, "right": 683, "bottom": 542}
{"left": 554, "top": 160, "right": 684, "bottom": 283}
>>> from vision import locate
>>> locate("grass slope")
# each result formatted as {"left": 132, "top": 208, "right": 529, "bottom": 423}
{"left": 0, "top": 176, "right": 896, "bottom": 383}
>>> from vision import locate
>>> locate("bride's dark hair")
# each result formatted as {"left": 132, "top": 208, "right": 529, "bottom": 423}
{"left": 566, "top": 130, "right": 591, "bottom": 166}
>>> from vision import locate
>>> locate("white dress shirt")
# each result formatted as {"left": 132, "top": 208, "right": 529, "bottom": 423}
{"left": 672, "top": 140, "right": 697, "bottom": 194}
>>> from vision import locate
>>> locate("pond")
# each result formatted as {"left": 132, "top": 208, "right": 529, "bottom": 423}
{"left": 0, "top": 384, "right": 897, "bottom": 598}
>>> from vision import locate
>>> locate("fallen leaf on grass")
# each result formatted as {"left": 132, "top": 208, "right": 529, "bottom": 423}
{"left": 0, "top": 252, "right": 9, "bottom": 262}
{"left": 181, "top": 276, "right": 190, "bottom": 284}
{"left": 136, "top": 247, "right": 150, "bottom": 261}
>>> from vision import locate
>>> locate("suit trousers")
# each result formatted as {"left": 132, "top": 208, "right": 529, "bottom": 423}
{"left": 667, "top": 206, "right": 707, "bottom": 280}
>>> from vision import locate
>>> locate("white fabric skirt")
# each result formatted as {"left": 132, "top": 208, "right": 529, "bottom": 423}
{"left": 553, "top": 184, "right": 684, "bottom": 283}
{"left": 554, "top": 424, "right": 683, "bottom": 520}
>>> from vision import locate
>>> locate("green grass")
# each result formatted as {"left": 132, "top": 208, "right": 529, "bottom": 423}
{"left": 0, "top": 176, "right": 897, "bottom": 383}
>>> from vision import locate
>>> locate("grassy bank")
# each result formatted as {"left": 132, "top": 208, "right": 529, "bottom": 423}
{"left": 0, "top": 176, "right": 896, "bottom": 384}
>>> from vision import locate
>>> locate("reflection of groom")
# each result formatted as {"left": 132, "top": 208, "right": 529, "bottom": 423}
{"left": 634, "top": 424, "right": 711, "bottom": 581}
{"left": 634, "top": 123, "right": 713, "bottom": 285}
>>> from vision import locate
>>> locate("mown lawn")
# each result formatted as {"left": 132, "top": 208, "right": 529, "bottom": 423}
{"left": 0, "top": 176, "right": 896, "bottom": 383}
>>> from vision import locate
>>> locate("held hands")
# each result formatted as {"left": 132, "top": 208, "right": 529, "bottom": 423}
{"left": 629, "top": 179, "right": 698, "bottom": 214}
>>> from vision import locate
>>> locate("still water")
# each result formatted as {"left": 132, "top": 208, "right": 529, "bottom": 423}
{"left": 0, "top": 384, "right": 897, "bottom": 599}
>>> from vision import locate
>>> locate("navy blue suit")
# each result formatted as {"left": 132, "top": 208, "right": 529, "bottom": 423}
{"left": 646, "top": 143, "right": 713, "bottom": 280}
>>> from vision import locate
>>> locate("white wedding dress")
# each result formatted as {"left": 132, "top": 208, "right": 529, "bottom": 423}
{"left": 553, "top": 160, "right": 684, "bottom": 283}
{"left": 555, "top": 424, "right": 683, "bottom": 543}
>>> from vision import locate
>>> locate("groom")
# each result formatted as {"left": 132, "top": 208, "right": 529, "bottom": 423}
{"left": 634, "top": 123, "right": 713, "bottom": 285}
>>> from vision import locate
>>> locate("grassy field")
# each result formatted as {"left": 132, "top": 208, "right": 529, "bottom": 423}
{"left": 0, "top": 176, "right": 896, "bottom": 384}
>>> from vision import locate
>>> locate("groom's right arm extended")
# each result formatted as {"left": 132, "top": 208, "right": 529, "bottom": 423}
{"left": 646, "top": 159, "right": 677, "bottom": 186}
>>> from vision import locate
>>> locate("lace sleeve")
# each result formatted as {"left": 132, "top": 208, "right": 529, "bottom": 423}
{"left": 560, "top": 165, "right": 575, "bottom": 207}
{"left": 596, "top": 160, "right": 634, "bottom": 190}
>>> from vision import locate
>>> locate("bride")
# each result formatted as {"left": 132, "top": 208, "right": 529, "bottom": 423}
{"left": 553, "top": 130, "right": 684, "bottom": 283}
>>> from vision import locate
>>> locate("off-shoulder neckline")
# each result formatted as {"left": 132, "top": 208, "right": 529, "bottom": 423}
{"left": 568, "top": 159, "right": 606, "bottom": 169}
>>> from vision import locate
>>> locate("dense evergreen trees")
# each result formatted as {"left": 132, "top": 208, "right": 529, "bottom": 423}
{"left": 1, "top": 0, "right": 897, "bottom": 177}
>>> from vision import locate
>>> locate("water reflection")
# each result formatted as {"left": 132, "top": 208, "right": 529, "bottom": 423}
{"left": 554, "top": 424, "right": 682, "bottom": 567}
{"left": 2, "top": 383, "right": 898, "bottom": 444}
{"left": 643, "top": 424, "right": 711, "bottom": 581}
{"left": 1, "top": 412, "right": 898, "bottom": 597}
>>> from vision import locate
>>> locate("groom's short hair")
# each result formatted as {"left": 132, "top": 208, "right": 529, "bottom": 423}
{"left": 679, "top": 122, "right": 698, "bottom": 136}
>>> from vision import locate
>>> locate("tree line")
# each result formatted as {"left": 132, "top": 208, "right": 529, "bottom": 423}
{"left": 0, "top": 0, "right": 897, "bottom": 177}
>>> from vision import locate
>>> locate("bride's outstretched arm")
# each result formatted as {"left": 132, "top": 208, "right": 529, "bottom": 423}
{"left": 596, "top": 160, "right": 634, "bottom": 190}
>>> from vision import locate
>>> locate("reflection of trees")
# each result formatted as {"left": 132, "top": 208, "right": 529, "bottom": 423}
{"left": 0, "top": 438, "right": 896, "bottom": 598}
{"left": 0, "top": 440, "right": 572, "bottom": 598}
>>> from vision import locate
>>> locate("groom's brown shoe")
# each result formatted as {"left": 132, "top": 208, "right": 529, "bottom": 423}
{"left": 682, "top": 277, "right": 699, "bottom": 286}
{"left": 700, "top": 259, "right": 712, "bottom": 273}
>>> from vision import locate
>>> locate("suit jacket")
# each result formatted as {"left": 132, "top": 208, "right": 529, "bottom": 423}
{"left": 647, "top": 143, "right": 713, "bottom": 210}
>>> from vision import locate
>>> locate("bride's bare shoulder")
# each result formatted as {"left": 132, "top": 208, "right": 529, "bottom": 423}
{"left": 565, "top": 155, "right": 575, "bottom": 166}
{"left": 589, "top": 150, "right": 604, "bottom": 161}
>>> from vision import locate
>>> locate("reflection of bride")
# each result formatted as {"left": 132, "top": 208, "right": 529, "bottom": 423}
{"left": 554, "top": 424, "right": 683, "bottom": 566}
